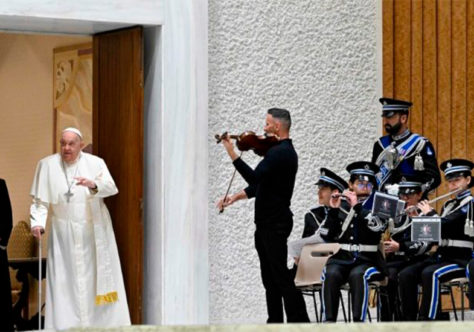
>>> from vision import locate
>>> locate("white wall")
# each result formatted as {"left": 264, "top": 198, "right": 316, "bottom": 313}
{"left": 0, "top": 0, "right": 382, "bottom": 325}
{"left": 208, "top": 0, "right": 380, "bottom": 323}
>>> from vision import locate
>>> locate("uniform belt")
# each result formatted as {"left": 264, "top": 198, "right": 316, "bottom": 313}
{"left": 340, "top": 244, "right": 378, "bottom": 252}
{"left": 439, "top": 239, "right": 473, "bottom": 249}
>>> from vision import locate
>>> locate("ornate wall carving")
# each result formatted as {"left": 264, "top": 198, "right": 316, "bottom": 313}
{"left": 53, "top": 43, "right": 92, "bottom": 151}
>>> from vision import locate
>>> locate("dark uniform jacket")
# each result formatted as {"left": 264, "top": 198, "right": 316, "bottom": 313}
{"left": 387, "top": 214, "right": 431, "bottom": 264}
{"left": 301, "top": 206, "right": 327, "bottom": 238}
{"left": 321, "top": 200, "right": 387, "bottom": 273}
{"left": 371, "top": 131, "right": 441, "bottom": 192}
{"left": 426, "top": 189, "right": 474, "bottom": 266}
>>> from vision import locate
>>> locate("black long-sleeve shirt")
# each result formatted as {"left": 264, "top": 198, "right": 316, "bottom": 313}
{"left": 233, "top": 139, "right": 297, "bottom": 228}
{"left": 0, "top": 179, "right": 12, "bottom": 247}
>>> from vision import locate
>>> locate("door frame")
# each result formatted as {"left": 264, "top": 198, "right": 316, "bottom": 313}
{"left": 0, "top": 0, "right": 209, "bottom": 325}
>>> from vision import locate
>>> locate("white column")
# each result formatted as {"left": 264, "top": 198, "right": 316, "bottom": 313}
{"left": 160, "top": 0, "right": 209, "bottom": 324}
{"left": 143, "top": 25, "right": 164, "bottom": 324}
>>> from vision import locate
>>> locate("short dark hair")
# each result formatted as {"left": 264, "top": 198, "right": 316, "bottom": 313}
{"left": 268, "top": 108, "right": 291, "bottom": 130}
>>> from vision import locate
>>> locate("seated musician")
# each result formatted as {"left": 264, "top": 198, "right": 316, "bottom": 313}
{"left": 288, "top": 168, "right": 348, "bottom": 262}
{"left": 321, "top": 161, "right": 387, "bottom": 322}
{"left": 398, "top": 159, "right": 474, "bottom": 320}
{"left": 379, "top": 175, "right": 434, "bottom": 321}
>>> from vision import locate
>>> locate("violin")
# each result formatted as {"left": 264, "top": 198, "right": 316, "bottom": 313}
{"left": 215, "top": 131, "right": 279, "bottom": 156}
{"left": 215, "top": 131, "right": 279, "bottom": 214}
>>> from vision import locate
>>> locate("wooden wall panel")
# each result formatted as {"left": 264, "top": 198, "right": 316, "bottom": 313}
{"left": 422, "top": 0, "right": 438, "bottom": 153}
{"left": 410, "top": 0, "right": 423, "bottom": 134}
{"left": 384, "top": 0, "right": 474, "bottom": 199}
{"left": 437, "top": 0, "right": 452, "bottom": 197}
{"left": 394, "top": 0, "right": 412, "bottom": 100}
{"left": 383, "top": 0, "right": 394, "bottom": 97}
{"left": 468, "top": 0, "right": 474, "bottom": 162}
{"left": 452, "top": 0, "right": 467, "bottom": 158}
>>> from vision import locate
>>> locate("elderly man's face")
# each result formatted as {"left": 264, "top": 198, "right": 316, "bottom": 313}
{"left": 60, "top": 132, "right": 83, "bottom": 163}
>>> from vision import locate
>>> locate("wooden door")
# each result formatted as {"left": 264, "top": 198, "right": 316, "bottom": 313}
{"left": 93, "top": 26, "right": 144, "bottom": 324}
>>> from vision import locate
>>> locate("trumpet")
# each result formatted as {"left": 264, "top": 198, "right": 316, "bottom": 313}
{"left": 426, "top": 187, "right": 465, "bottom": 204}
{"left": 404, "top": 187, "right": 465, "bottom": 213}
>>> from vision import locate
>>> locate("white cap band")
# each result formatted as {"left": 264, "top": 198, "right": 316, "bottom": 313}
{"left": 62, "top": 127, "right": 83, "bottom": 139}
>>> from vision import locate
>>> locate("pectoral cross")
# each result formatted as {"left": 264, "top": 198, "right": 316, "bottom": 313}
{"left": 65, "top": 189, "right": 74, "bottom": 203}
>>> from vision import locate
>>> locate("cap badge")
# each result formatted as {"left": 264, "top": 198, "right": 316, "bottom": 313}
{"left": 364, "top": 164, "right": 370, "bottom": 170}
{"left": 447, "top": 162, "right": 452, "bottom": 168}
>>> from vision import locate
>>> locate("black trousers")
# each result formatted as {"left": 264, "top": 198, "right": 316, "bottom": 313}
{"left": 0, "top": 249, "right": 13, "bottom": 331}
{"left": 398, "top": 260, "right": 466, "bottom": 320}
{"left": 379, "top": 261, "right": 405, "bottom": 321}
{"left": 468, "top": 259, "right": 474, "bottom": 310}
{"left": 322, "top": 262, "right": 383, "bottom": 322}
{"left": 254, "top": 227, "right": 309, "bottom": 323}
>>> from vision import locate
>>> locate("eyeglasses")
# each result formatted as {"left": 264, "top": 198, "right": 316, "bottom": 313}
{"left": 356, "top": 182, "right": 373, "bottom": 190}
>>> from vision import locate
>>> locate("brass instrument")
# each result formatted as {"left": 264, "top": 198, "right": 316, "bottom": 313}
{"left": 404, "top": 187, "right": 465, "bottom": 214}
{"left": 387, "top": 187, "right": 466, "bottom": 237}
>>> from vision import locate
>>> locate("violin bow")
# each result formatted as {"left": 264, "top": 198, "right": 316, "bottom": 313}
{"left": 220, "top": 151, "right": 243, "bottom": 214}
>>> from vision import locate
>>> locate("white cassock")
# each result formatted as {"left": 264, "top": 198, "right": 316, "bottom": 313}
{"left": 30, "top": 152, "right": 131, "bottom": 329}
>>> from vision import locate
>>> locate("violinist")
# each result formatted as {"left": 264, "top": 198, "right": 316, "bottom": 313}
{"left": 216, "top": 108, "right": 309, "bottom": 323}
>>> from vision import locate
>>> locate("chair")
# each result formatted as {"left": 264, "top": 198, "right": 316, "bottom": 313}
{"left": 369, "top": 276, "right": 389, "bottom": 321}
{"left": 440, "top": 277, "right": 470, "bottom": 321}
{"left": 7, "top": 221, "right": 35, "bottom": 328}
{"left": 294, "top": 243, "right": 342, "bottom": 322}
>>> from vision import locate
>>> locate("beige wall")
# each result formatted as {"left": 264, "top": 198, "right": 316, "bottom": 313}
{"left": 0, "top": 32, "right": 91, "bottom": 226}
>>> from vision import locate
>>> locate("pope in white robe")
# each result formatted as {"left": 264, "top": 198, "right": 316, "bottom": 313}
{"left": 30, "top": 127, "right": 131, "bottom": 329}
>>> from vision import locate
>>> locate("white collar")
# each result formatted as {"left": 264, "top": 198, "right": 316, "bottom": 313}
{"left": 392, "top": 129, "right": 410, "bottom": 141}
{"left": 62, "top": 152, "right": 82, "bottom": 167}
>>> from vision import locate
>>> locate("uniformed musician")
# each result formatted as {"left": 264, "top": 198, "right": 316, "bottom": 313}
{"left": 379, "top": 175, "right": 433, "bottom": 321}
{"left": 372, "top": 98, "right": 441, "bottom": 196}
{"left": 321, "top": 161, "right": 386, "bottom": 322}
{"left": 398, "top": 159, "right": 474, "bottom": 320}
{"left": 302, "top": 168, "right": 348, "bottom": 238}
